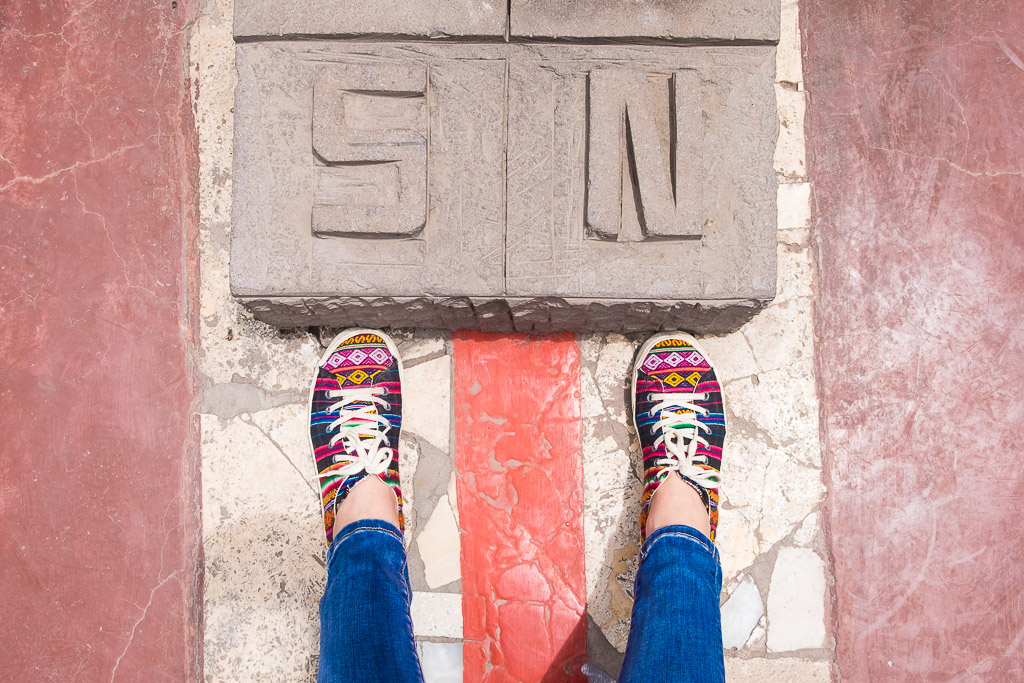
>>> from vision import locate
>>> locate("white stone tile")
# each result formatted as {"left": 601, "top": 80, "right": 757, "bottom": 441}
{"left": 416, "top": 494, "right": 462, "bottom": 589}
{"left": 742, "top": 299, "right": 813, "bottom": 373}
{"left": 721, "top": 575, "right": 764, "bottom": 649}
{"left": 776, "top": 0, "right": 804, "bottom": 85}
{"left": 201, "top": 409, "right": 325, "bottom": 682}
{"left": 778, "top": 182, "right": 811, "bottom": 230}
{"left": 775, "top": 241, "right": 816, "bottom": 304}
{"left": 745, "top": 615, "right": 767, "bottom": 649}
{"left": 716, "top": 505, "right": 760, "bottom": 583}
{"left": 727, "top": 367, "right": 822, "bottom": 468}
{"left": 775, "top": 85, "right": 807, "bottom": 181}
{"left": 725, "top": 657, "right": 830, "bottom": 682}
{"left": 793, "top": 510, "right": 821, "bottom": 547}
{"left": 719, "top": 432, "right": 824, "bottom": 552}
{"left": 592, "top": 334, "right": 636, "bottom": 423}
{"left": 767, "top": 547, "right": 828, "bottom": 652}
{"left": 419, "top": 641, "right": 463, "bottom": 682}
{"left": 403, "top": 354, "right": 452, "bottom": 453}
{"left": 411, "top": 591, "right": 463, "bottom": 639}
{"left": 699, "top": 331, "right": 761, "bottom": 382}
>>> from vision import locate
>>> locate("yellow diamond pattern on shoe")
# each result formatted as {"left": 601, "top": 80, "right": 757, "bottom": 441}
{"left": 663, "top": 372, "right": 686, "bottom": 387}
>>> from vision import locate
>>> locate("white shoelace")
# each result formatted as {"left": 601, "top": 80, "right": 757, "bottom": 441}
{"left": 317, "top": 386, "right": 394, "bottom": 482}
{"left": 649, "top": 391, "right": 721, "bottom": 489}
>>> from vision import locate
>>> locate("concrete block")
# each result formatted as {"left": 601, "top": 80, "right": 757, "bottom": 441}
{"left": 235, "top": 0, "right": 507, "bottom": 39}
{"left": 510, "top": 0, "right": 780, "bottom": 43}
{"left": 505, "top": 45, "right": 778, "bottom": 304}
{"left": 231, "top": 43, "right": 506, "bottom": 301}
{"left": 231, "top": 43, "right": 778, "bottom": 333}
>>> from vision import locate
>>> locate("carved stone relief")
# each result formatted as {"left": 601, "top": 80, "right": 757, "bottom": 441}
{"left": 230, "top": 6, "right": 779, "bottom": 332}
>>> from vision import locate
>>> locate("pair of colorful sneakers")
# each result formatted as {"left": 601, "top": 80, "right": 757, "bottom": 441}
{"left": 308, "top": 329, "right": 725, "bottom": 547}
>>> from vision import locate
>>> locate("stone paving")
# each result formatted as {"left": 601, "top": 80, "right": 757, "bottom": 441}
{"left": 193, "top": 0, "right": 830, "bottom": 679}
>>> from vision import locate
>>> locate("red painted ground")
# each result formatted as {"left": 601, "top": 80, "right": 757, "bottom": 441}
{"left": 0, "top": 2, "right": 201, "bottom": 681}
{"left": 454, "top": 333, "right": 588, "bottom": 683}
{"left": 804, "top": 2, "right": 1024, "bottom": 680}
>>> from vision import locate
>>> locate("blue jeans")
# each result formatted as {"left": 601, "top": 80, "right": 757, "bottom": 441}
{"left": 318, "top": 521, "right": 724, "bottom": 683}
{"left": 619, "top": 524, "right": 725, "bottom": 683}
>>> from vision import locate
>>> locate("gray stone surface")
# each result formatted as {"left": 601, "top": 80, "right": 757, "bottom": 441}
{"left": 234, "top": 0, "right": 507, "bottom": 39}
{"left": 239, "top": 296, "right": 768, "bottom": 334}
{"left": 311, "top": 62, "right": 428, "bottom": 237}
{"left": 586, "top": 69, "right": 703, "bottom": 240}
{"left": 231, "top": 42, "right": 778, "bottom": 332}
{"left": 231, "top": 43, "right": 506, "bottom": 299}
{"left": 510, "top": 0, "right": 780, "bottom": 43}
{"left": 506, "top": 45, "right": 777, "bottom": 302}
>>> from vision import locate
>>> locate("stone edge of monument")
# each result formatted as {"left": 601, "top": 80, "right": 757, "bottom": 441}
{"left": 234, "top": 0, "right": 509, "bottom": 39}
{"left": 509, "top": 0, "right": 780, "bottom": 43}
{"left": 234, "top": 295, "right": 770, "bottom": 335}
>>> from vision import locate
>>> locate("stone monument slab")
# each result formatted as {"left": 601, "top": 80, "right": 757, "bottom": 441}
{"left": 231, "top": 15, "right": 779, "bottom": 333}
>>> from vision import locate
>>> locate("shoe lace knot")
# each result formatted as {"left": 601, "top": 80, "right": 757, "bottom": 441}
{"left": 317, "top": 385, "right": 394, "bottom": 482}
{"left": 649, "top": 391, "right": 721, "bottom": 490}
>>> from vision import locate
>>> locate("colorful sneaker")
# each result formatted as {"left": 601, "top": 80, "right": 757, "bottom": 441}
{"left": 307, "top": 329, "right": 405, "bottom": 546}
{"left": 632, "top": 332, "right": 726, "bottom": 543}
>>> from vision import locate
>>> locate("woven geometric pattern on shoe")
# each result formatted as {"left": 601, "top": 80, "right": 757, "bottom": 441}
{"left": 634, "top": 334, "right": 725, "bottom": 543}
{"left": 309, "top": 331, "right": 404, "bottom": 546}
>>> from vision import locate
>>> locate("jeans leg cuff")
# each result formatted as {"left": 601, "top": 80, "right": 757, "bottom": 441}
{"left": 325, "top": 519, "right": 404, "bottom": 567}
{"left": 640, "top": 524, "right": 720, "bottom": 565}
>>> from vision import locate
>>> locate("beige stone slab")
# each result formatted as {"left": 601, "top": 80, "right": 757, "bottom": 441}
{"left": 235, "top": 0, "right": 507, "bottom": 39}
{"left": 411, "top": 591, "right": 463, "bottom": 639}
{"left": 402, "top": 352, "right": 452, "bottom": 452}
{"left": 510, "top": 0, "right": 780, "bottom": 42}
{"left": 776, "top": 0, "right": 804, "bottom": 85}
{"left": 778, "top": 182, "right": 812, "bottom": 230}
{"left": 725, "top": 656, "right": 831, "bottom": 682}
{"left": 417, "top": 494, "right": 462, "bottom": 589}
{"left": 775, "top": 84, "right": 807, "bottom": 181}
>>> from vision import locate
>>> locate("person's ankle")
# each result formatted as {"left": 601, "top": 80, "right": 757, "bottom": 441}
{"left": 333, "top": 475, "right": 400, "bottom": 537}
{"left": 645, "top": 473, "right": 712, "bottom": 538}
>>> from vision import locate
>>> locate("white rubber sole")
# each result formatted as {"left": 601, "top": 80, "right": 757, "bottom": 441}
{"left": 306, "top": 328, "right": 405, "bottom": 543}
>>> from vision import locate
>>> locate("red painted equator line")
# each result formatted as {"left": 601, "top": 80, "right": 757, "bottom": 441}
{"left": 453, "top": 332, "right": 587, "bottom": 683}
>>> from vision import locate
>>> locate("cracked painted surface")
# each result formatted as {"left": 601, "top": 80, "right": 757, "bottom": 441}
{"left": 454, "top": 333, "right": 588, "bottom": 682}
{"left": 0, "top": 1, "right": 202, "bottom": 680}
{"left": 805, "top": 0, "right": 1024, "bottom": 679}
